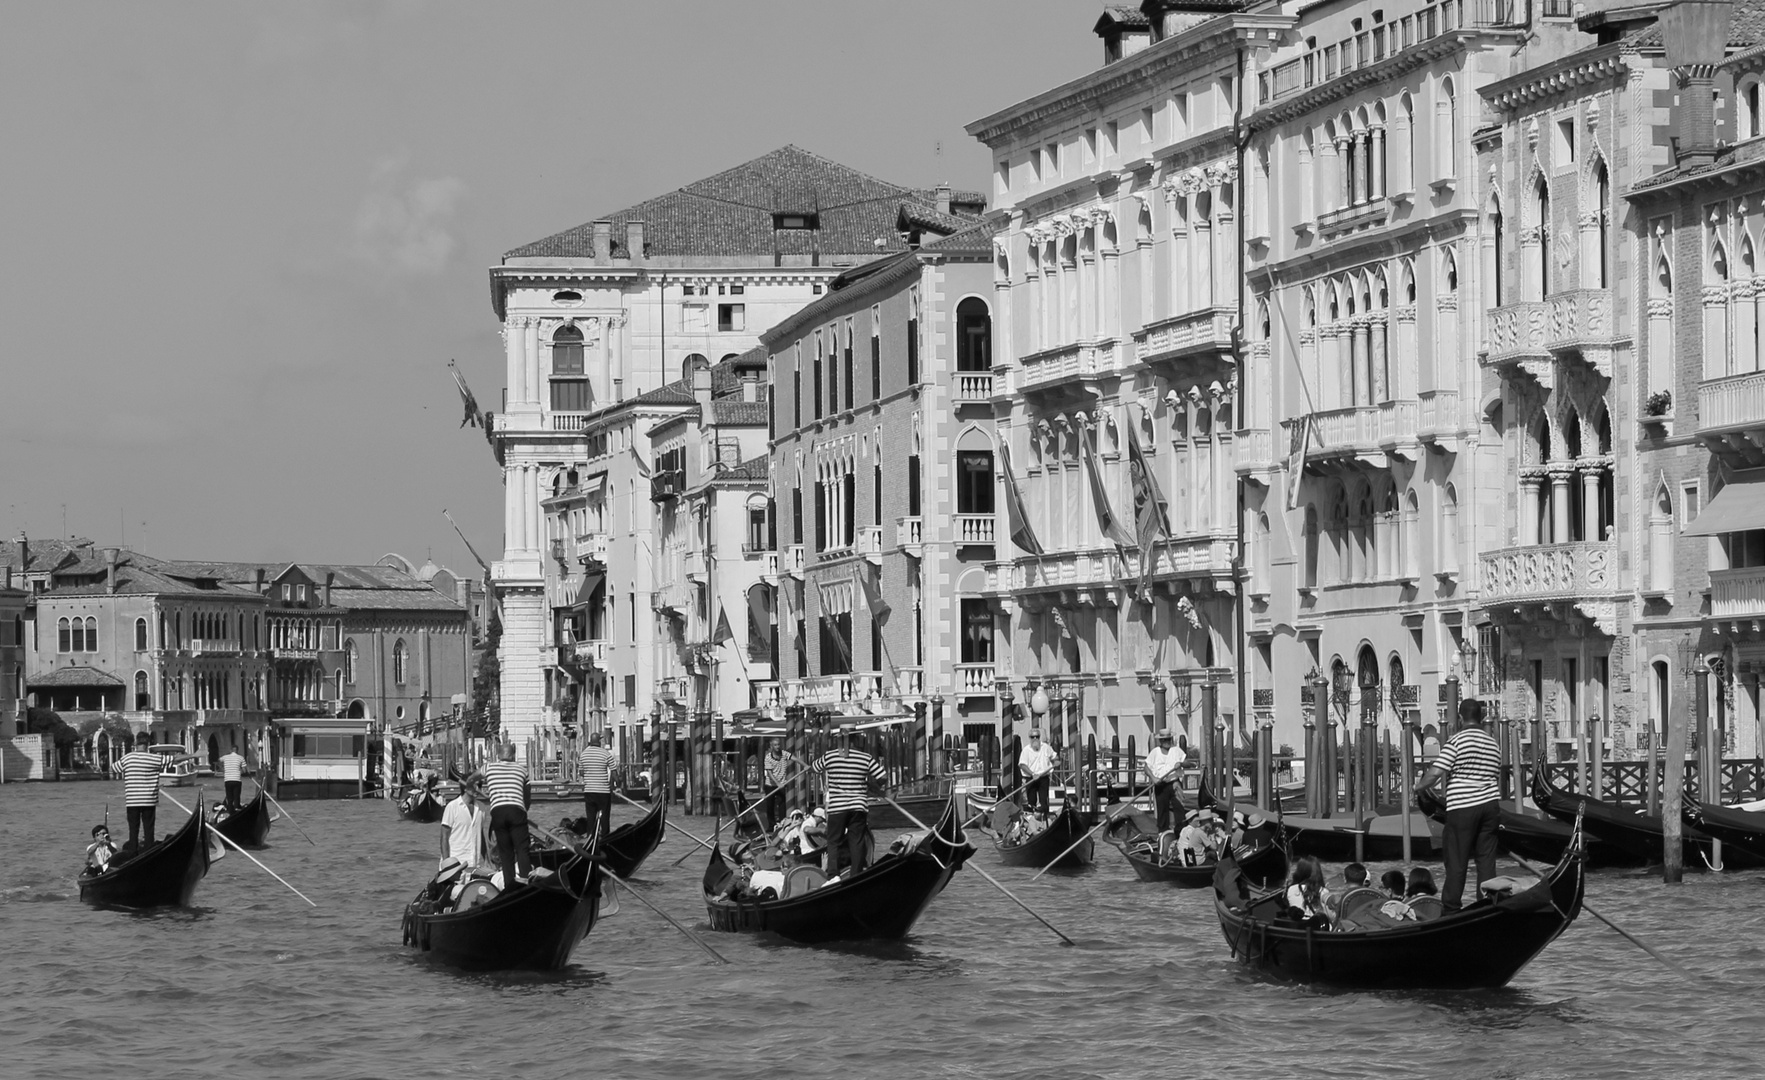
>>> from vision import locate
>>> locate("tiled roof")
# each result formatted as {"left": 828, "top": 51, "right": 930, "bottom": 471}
{"left": 0, "top": 538, "right": 93, "bottom": 575}
{"left": 1631, "top": 0, "right": 1765, "bottom": 48}
{"left": 504, "top": 145, "right": 983, "bottom": 261}
{"left": 631, "top": 378, "right": 697, "bottom": 407}
{"left": 1095, "top": 6, "right": 1150, "bottom": 31}
{"left": 28, "top": 665, "right": 124, "bottom": 688}
{"left": 714, "top": 456, "right": 771, "bottom": 483}
{"left": 708, "top": 400, "right": 769, "bottom": 426}
{"left": 897, "top": 201, "right": 973, "bottom": 237}
{"left": 325, "top": 587, "right": 463, "bottom": 612}
{"left": 921, "top": 221, "right": 996, "bottom": 254}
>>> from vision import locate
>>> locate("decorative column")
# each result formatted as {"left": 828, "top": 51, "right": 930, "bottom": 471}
{"left": 1435, "top": 291, "right": 1459, "bottom": 392}
{"left": 1736, "top": 278, "right": 1759, "bottom": 374}
{"left": 1354, "top": 130, "right": 1370, "bottom": 206}
{"left": 523, "top": 318, "right": 541, "bottom": 407}
{"left": 1370, "top": 312, "right": 1390, "bottom": 402}
{"left": 1705, "top": 284, "right": 1732, "bottom": 379}
{"left": 1580, "top": 463, "right": 1604, "bottom": 542}
{"left": 1095, "top": 207, "right": 1120, "bottom": 341}
{"left": 1077, "top": 220, "right": 1096, "bottom": 343}
{"left": 1336, "top": 136, "right": 1354, "bottom": 209}
{"left": 1209, "top": 162, "right": 1238, "bottom": 311}
{"left": 1352, "top": 318, "right": 1372, "bottom": 407}
{"left": 505, "top": 316, "right": 525, "bottom": 407}
{"left": 1519, "top": 472, "right": 1543, "bottom": 545}
{"left": 1549, "top": 466, "right": 1575, "bottom": 545}
{"left": 1370, "top": 125, "right": 1386, "bottom": 200}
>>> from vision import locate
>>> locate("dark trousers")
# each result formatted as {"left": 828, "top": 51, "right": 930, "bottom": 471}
{"left": 126, "top": 805, "right": 157, "bottom": 847}
{"left": 489, "top": 805, "right": 532, "bottom": 887}
{"left": 823, "top": 809, "right": 870, "bottom": 875}
{"left": 1442, "top": 799, "right": 1501, "bottom": 910}
{"left": 762, "top": 784, "right": 786, "bottom": 831}
{"left": 224, "top": 780, "right": 243, "bottom": 811}
{"left": 1152, "top": 781, "right": 1178, "bottom": 832}
{"left": 581, "top": 790, "right": 613, "bottom": 839}
{"left": 1025, "top": 775, "right": 1051, "bottom": 815}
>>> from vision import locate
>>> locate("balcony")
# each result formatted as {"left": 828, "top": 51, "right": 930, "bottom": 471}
{"left": 956, "top": 371, "right": 994, "bottom": 402}
{"left": 568, "top": 639, "right": 609, "bottom": 670}
{"left": 1018, "top": 338, "right": 1122, "bottom": 399}
{"left": 1417, "top": 389, "right": 1460, "bottom": 446}
{"left": 1478, "top": 541, "right": 1618, "bottom": 633}
{"left": 1234, "top": 428, "right": 1277, "bottom": 477}
{"left": 955, "top": 514, "right": 996, "bottom": 546}
{"left": 857, "top": 524, "right": 883, "bottom": 564}
{"left": 893, "top": 667, "right": 924, "bottom": 697}
{"left": 1377, "top": 399, "right": 1419, "bottom": 460}
{"left": 954, "top": 663, "right": 998, "bottom": 699}
{"left": 685, "top": 549, "right": 707, "bottom": 582}
{"left": 751, "top": 680, "right": 781, "bottom": 711}
{"left": 896, "top": 515, "right": 923, "bottom": 556}
{"left": 577, "top": 532, "right": 610, "bottom": 566}
{"left": 1697, "top": 371, "right": 1765, "bottom": 464}
{"left": 270, "top": 648, "right": 320, "bottom": 661}
{"left": 656, "top": 677, "right": 690, "bottom": 702}
{"left": 1132, "top": 307, "right": 1235, "bottom": 385}
{"left": 1483, "top": 289, "right": 1620, "bottom": 384}
{"left": 550, "top": 412, "right": 592, "bottom": 433}
{"left": 1711, "top": 567, "right": 1765, "bottom": 622}
{"left": 1318, "top": 199, "right": 1390, "bottom": 241}
{"left": 757, "top": 551, "right": 780, "bottom": 580}
{"left": 188, "top": 640, "right": 240, "bottom": 657}
{"left": 784, "top": 545, "right": 805, "bottom": 577}
{"left": 988, "top": 547, "right": 1124, "bottom": 594}
{"left": 797, "top": 675, "right": 855, "bottom": 706}
{"left": 1147, "top": 534, "right": 1237, "bottom": 582}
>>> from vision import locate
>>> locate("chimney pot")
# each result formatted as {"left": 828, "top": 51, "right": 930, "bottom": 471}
{"left": 936, "top": 184, "right": 952, "bottom": 215}
{"left": 625, "top": 220, "right": 645, "bottom": 263}
{"left": 592, "top": 220, "right": 613, "bottom": 263}
{"left": 324, "top": 572, "right": 335, "bottom": 608}
{"left": 104, "top": 547, "right": 119, "bottom": 594}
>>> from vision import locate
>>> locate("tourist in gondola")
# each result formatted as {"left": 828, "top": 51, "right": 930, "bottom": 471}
{"left": 761, "top": 740, "right": 796, "bottom": 832}
{"left": 1417, "top": 697, "right": 1501, "bottom": 911}
{"left": 1142, "top": 729, "right": 1183, "bottom": 832}
{"left": 1406, "top": 866, "right": 1438, "bottom": 900}
{"left": 577, "top": 731, "right": 613, "bottom": 840}
{"left": 85, "top": 824, "right": 118, "bottom": 874}
{"left": 440, "top": 773, "right": 489, "bottom": 872}
{"left": 114, "top": 742, "right": 193, "bottom": 850}
{"left": 218, "top": 746, "right": 249, "bottom": 812}
{"left": 814, "top": 725, "right": 885, "bottom": 877}
{"left": 1176, "top": 808, "right": 1224, "bottom": 865}
{"left": 482, "top": 743, "right": 533, "bottom": 889}
{"left": 1018, "top": 729, "right": 1057, "bottom": 817}
{"left": 1284, "top": 854, "right": 1336, "bottom": 928}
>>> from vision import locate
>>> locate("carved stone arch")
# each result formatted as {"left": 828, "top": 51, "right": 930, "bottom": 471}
{"left": 1562, "top": 406, "right": 1584, "bottom": 458}
{"left": 955, "top": 423, "right": 996, "bottom": 454}
{"left": 1527, "top": 412, "right": 1552, "bottom": 465}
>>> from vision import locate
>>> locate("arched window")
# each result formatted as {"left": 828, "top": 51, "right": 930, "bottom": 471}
{"left": 552, "top": 324, "right": 584, "bottom": 375}
{"left": 134, "top": 670, "right": 150, "bottom": 711}
{"left": 57, "top": 617, "right": 71, "bottom": 653}
{"left": 1400, "top": 92, "right": 1417, "bottom": 193}
{"left": 333, "top": 669, "right": 344, "bottom": 700}
{"left": 344, "top": 639, "right": 357, "bottom": 685}
{"left": 1650, "top": 484, "right": 1674, "bottom": 592}
{"left": 1486, "top": 196, "right": 1505, "bottom": 309}
{"left": 1534, "top": 174, "right": 1551, "bottom": 299}
{"left": 1437, "top": 77, "right": 1457, "bottom": 181}
{"left": 1592, "top": 158, "right": 1610, "bottom": 288}
{"left": 84, "top": 617, "right": 97, "bottom": 652}
{"left": 392, "top": 639, "right": 408, "bottom": 686}
{"left": 1743, "top": 78, "right": 1763, "bottom": 140}
{"left": 956, "top": 297, "right": 992, "bottom": 372}
{"left": 135, "top": 617, "right": 148, "bottom": 652}
{"left": 550, "top": 325, "right": 590, "bottom": 412}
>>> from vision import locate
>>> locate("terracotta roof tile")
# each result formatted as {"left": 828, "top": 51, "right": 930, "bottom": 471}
{"left": 28, "top": 665, "right": 125, "bottom": 688}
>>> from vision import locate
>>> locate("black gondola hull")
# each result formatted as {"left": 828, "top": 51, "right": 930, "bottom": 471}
{"left": 1415, "top": 790, "right": 1633, "bottom": 869}
{"left": 1684, "top": 801, "right": 1765, "bottom": 862}
{"left": 398, "top": 792, "right": 445, "bottom": 824}
{"left": 866, "top": 794, "right": 954, "bottom": 833}
{"left": 403, "top": 866, "right": 601, "bottom": 972}
{"left": 1531, "top": 779, "right": 1757, "bottom": 868}
{"left": 213, "top": 790, "right": 272, "bottom": 849}
{"left": 994, "top": 804, "right": 1094, "bottom": 868}
{"left": 1120, "top": 838, "right": 1287, "bottom": 888}
{"left": 1273, "top": 820, "right": 1436, "bottom": 863}
{"left": 79, "top": 808, "right": 211, "bottom": 910}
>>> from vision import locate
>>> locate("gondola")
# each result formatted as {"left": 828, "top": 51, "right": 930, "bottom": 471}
{"left": 1683, "top": 797, "right": 1765, "bottom": 863}
{"left": 701, "top": 797, "right": 973, "bottom": 943}
{"left": 212, "top": 788, "right": 273, "bottom": 849}
{"left": 1530, "top": 774, "right": 1755, "bottom": 869}
{"left": 397, "top": 788, "right": 446, "bottom": 824}
{"left": 1195, "top": 778, "right": 1436, "bottom": 862}
{"left": 994, "top": 802, "right": 1094, "bottom": 868}
{"left": 1113, "top": 831, "right": 1288, "bottom": 888}
{"left": 1212, "top": 816, "right": 1586, "bottom": 989}
{"left": 1415, "top": 788, "right": 1632, "bottom": 868}
{"left": 867, "top": 792, "right": 954, "bottom": 833}
{"left": 535, "top": 798, "right": 667, "bottom": 885}
{"left": 401, "top": 855, "right": 602, "bottom": 971}
{"left": 79, "top": 807, "right": 212, "bottom": 910}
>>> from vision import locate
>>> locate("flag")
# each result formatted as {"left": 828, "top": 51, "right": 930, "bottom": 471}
{"left": 1082, "top": 426, "right": 1136, "bottom": 547}
{"left": 998, "top": 442, "right": 1045, "bottom": 557}
{"left": 1285, "top": 415, "right": 1312, "bottom": 511}
{"left": 777, "top": 578, "right": 803, "bottom": 650}
{"left": 449, "top": 360, "right": 483, "bottom": 429}
{"left": 711, "top": 606, "right": 735, "bottom": 646}
{"left": 1124, "top": 405, "right": 1172, "bottom": 591}
{"left": 628, "top": 445, "right": 652, "bottom": 478}
{"left": 856, "top": 563, "right": 891, "bottom": 621}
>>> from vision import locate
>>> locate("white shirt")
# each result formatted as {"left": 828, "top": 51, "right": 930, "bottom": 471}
{"left": 1144, "top": 746, "right": 1182, "bottom": 783}
{"left": 220, "top": 752, "right": 246, "bottom": 782}
{"left": 440, "top": 797, "right": 486, "bottom": 869}
{"left": 1286, "top": 883, "right": 1334, "bottom": 919}
{"left": 1019, "top": 742, "right": 1057, "bottom": 779}
{"left": 1177, "top": 823, "right": 1217, "bottom": 859}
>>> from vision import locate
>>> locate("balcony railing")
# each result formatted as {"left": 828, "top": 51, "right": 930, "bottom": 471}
{"left": 785, "top": 545, "right": 805, "bottom": 576}
{"left": 569, "top": 640, "right": 609, "bottom": 669}
{"left": 577, "top": 533, "right": 610, "bottom": 565}
{"left": 1712, "top": 567, "right": 1765, "bottom": 620}
{"left": 798, "top": 675, "right": 855, "bottom": 706}
{"left": 751, "top": 680, "right": 781, "bottom": 711}
{"left": 955, "top": 663, "right": 998, "bottom": 697}
{"left": 685, "top": 550, "right": 707, "bottom": 581}
{"left": 1133, "top": 307, "right": 1235, "bottom": 366}
{"left": 1479, "top": 541, "right": 1616, "bottom": 603}
{"left": 550, "top": 412, "right": 591, "bottom": 432}
{"left": 857, "top": 525, "right": 883, "bottom": 561}
{"left": 1234, "top": 428, "right": 1276, "bottom": 475}
{"left": 188, "top": 640, "right": 240, "bottom": 656}
{"left": 1258, "top": 0, "right": 1521, "bottom": 104}
{"left": 1019, "top": 338, "right": 1121, "bottom": 393}
{"left": 1378, "top": 399, "right": 1418, "bottom": 448}
{"left": 894, "top": 667, "right": 924, "bottom": 697}
{"left": 759, "top": 551, "right": 780, "bottom": 579}
{"left": 956, "top": 372, "right": 994, "bottom": 401}
{"left": 955, "top": 514, "right": 996, "bottom": 545}
{"left": 1699, "top": 370, "right": 1765, "bottom": 433}
{"left": 1483, "top": 289, "right": 1618, "bottom": 373}
{"left": 1417, "top": 389, "right": 1460, "bottom": 441}
{"left": 896, "top": 515, "right": 923, "bottom": 551}
{"left": 987, "top": 547, "right": 1124, "bottom": 593}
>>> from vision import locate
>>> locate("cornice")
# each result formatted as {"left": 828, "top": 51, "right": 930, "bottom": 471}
{"left": 1247, "top": 31, "right": 1514, "bottom": 133}
{"left": 1248, "top": 206, "right": 1478, "bottom": 286}
{"left": 1480, "top": 44, "right": 1630, "bottom": 112}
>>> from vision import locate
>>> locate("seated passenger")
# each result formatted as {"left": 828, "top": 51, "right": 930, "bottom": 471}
{"left": 1342, "top": 862, "right": 1369, "bottom": 889}
{"left": 1284, "top": 855, "right": 1335, "bottom": 928}
{"left": 1176, "top": 809, "right": 1223, "bottom": 866}
{"left": 1376, "top": 869, "right": 1415, "bottom": 920}
{"left": 85, "top": 825, "right": 118, "bottom": 875}
{"left": 796, "top": 808, "right": 828, "bottom": 861}
{"left": 1406, "top": 867, "right": 1438, "bottom": 900}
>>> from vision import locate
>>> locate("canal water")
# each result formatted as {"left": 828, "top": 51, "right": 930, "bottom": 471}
{"left": 3, "top": 781, "right": 1761, "bottom": 1080}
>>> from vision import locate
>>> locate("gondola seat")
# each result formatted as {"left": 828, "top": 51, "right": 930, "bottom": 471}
{"left": 1407, "top": 896, "right": 1444, "bottom": 922}
{"left": 1336, "top": 887, "right": 1386, "bottom": 923}
{"left": 782, "top": 865, "right": 827, "bottom": 898}
{"left": 1478, "top": 876, "right": 1524, "bottom": 898}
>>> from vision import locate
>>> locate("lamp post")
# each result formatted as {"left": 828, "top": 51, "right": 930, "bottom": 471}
{"left": 1304, "top": 667, "right": 1326, "bottom": 814}
{"left": 1445, "top": 650, "right": 1463, "bottom": 742}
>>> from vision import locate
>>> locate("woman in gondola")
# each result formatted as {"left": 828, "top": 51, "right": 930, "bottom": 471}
{"left": 1284, "top": 855, "right": 1336, "bottom": 928}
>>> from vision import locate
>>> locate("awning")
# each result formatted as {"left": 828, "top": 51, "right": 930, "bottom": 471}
{"left": 1685, "top": 477, "right": 1765, "bottom": 536}
{"left": 573, "top": 572, "right": 605, "bottom": 606}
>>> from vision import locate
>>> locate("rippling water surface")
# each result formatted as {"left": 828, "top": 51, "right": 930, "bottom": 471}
{"left": 4, "top": 782, "right": 1762, "bottom": 1080}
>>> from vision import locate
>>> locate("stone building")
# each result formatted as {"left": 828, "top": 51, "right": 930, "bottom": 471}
{"left": 488, "top": 145, "right": 982, "bottom": 751}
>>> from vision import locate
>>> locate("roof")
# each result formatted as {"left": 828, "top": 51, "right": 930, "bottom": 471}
{"left": 709, "top": 456, "right": 771, "bottom": 486}
{"left": 504, "top": 145, "right": 983, "bottom": 261}
{"left": 0, "top": 537, "right": 94, "bottom": 576}
{"left": 708, "top": 400, "right": 769, "bottom": 426}
{"left": 1630, "top": 0, "right": 1765, "bottom": 48}
{"left": 28, "top": 665, "right": 125, "bottom": 688}
{"left": 1095, "top": 6, "right": 1151, "bottom": 33}
{"left": 325, "top": 586, "right": 464, "bottom": 612}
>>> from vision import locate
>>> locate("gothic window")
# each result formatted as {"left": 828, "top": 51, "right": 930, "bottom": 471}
{"left": 393, "top": 639, "right": 408, "bottom": 686}
{"left": 956, "top": 297, "right": 992, "bottom": 372}
{"left": 344, "top": 639, "right": 357, "bottom": 685}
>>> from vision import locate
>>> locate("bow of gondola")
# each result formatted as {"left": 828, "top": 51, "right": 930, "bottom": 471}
{"left": 79, "top": 806, "right": 212, "bottom": 910}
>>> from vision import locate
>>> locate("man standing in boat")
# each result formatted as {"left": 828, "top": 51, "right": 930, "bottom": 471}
{"left": 761, "top": 739, "right": 796, "bottom": 833}
{"left": 813, "top": 722, "right": 885, "bottom": 877}
{"left": 1019, "top": 729, "right": 1057, "bottom": 818}
{"left": 218, "top": 745, "right": 249, "bottom": 813}
{"left": 1418, "top": 698, "right": 1502, "bottom": 911}
{"left": 1142, "top": 729, "right": 1183, "bottom": 832}
{"left": 113, "top": 741, "right": 193, "bottom": 849}
{"left": 482, "top": 742, "right": 533, "bottom": 888}
{"left": 577, "top": 730, "right": 614, "bottom": 840}
{"left": 440, "top": 773, "right": 489, "bottom": 872}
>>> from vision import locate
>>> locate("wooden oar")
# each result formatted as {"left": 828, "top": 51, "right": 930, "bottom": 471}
{"left": 670, "top": 765, "right": 812, "bottom": 867}
{"left": 1499, "top": 848, "right": 1705, "bottom": 986}
{"left": 162, "top": 792, "right": 317, "bottom": 907}
{"left": 538, "top": 827, "right": 727, "bottom": 964}
{"left": 880, "top": 796, "right": 1073, "bottom": 947}
{"left": 1028, "top": 785, "right": 1151, "bottom": 883}
{"left": 613, "top": 791, "right": 716, "bottom": 853}
{"left": 260, "top": 785, "right": 317, "bottom": 846}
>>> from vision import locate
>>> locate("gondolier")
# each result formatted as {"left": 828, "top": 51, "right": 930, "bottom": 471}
{"left": 482, "top": 743, "right": 532, "bottom": 889}
{"left": 813, "top": 725, "right": 885, "bottom": 877}
{"left": 114, "top": 743, "right": 193, "bottom": 849}
{"left": 577, "top": 732, "right": 613, "bottom": 840}
{"left": 761, "top": 740, "right": 796, "bottom": 832}
{"left": 218, "top": 747, "right": 248, "bottom": 812}
{"left": 1019, "top": 729, "right": 1057, "bottom": 816}
{"left": 1142, "top": 730, "right": 1183, "bottom": 832}
{"left": 1418, "top": 698, "right": 1501, "bottom": 911}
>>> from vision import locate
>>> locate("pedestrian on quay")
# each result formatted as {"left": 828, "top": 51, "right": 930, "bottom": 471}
{"left": 761, "top": 739, "right": 796, "bottom": 832}
{"left": 113, "top": 743, "right": 192, "bottom": 849}
{"left": 218, "top": 745, "right": 249, "bottom": 812}
{"left": 1142, "top": 729, "right": 1183, "bottom": 832}
{"left": 482, "top": 742, "right": 532, "bottom": 889}
{"left": 577, "top": 731, "right": 614, "bottom": 840}
{"left": 813, "top": 723, "right": 885, "bottom": 877}
{"left": 1417, "top": 697, "right": 1501, "bottom": 911}
{"left": 1019, "top": 729, "right": 1057, "bottom": 817}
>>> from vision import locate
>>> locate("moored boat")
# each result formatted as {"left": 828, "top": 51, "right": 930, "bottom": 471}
{"left": 402, "top": 857, "right": 602, "bottom": 971}
{"left": 701, "top": 797, "right": 973, "bottom": 943}
{"left": 1530, "top": 775, "right": 1755, "bottom": 869}
{"left": 994, "top": 803, "right": 1094, "bottom": 869}
{"left": 1683, "top": 797, "right": 1765, "bottom": 863}
{"left": 79, "top": 808, "right": 211, "bottom": 909}
{"left": 212, "top": 789, "right": 273, "bottom": 849}
{"left": 536, "top": 798, "right": 667, "bottom": 887}
{"left": 1212, "top": 819, "right": 1586, "bottom": 989}
{"left": 1416, "top": 788, "right": 1631, "bottom": 868}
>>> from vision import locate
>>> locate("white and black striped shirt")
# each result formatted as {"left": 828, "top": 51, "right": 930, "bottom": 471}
{"left": 814, "top": 748, "right": 883, "bottom": 813}
{"left": 482, "top": 761, "right": 528, "bottom": 810}
{"left": 577, "top": 746, "right": 612, "bottom": 793}
{"left": 1436, "top": 727, "right": 1502, "bottom": 811}
{"left": 117, "top": 751, "right": 162, "bottom": 808}
{"left": 220, "top": 752, "right": 245, "bottom": 783}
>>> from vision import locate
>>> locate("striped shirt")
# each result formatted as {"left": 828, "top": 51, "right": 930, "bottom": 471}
{"left": 577, "top": 746, "right": 612, "bottom": 793}
{"left": 764, "top": 752, "right": 790, "bottom": 786}
{"left": 117, "top": 751, "right": 163, "bottom": 807}
{"left": 1436, "top": 726, "right": 1502, "bottom": 811}
{"left": 481, "top": 761, "right": 528, "bottom": 810}
{"left": 220, "top": 752, "right": 246, "bottom": 783}
{"left": 814, "top": 748, "right": 883, "bottom": 813}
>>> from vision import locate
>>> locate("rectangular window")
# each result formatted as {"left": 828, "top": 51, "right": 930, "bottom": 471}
{"left": 843, "top": 324, "right": 854, "bottom": 411}
{"left": 813, "top": 341, "right": 823, "bottom": 420}
{"left": 551, "top": 379, "right": 592, "bottom": 411}
{"left": 874, "top": 461, "right": 883, "bottom": 524}
{"left": 1044, "top": 143, "right": 1059, "bottom": 180}
{"left": 906, "top": 317, "right": 919, "bottom": 385}
{"left": 296, "top": 584, "right": 307, "bottom": 602}
{"left": 793, "top": 488, "right": 803, "bottom": 546}
{"left": 281, "top": 584, "right": 292, "bottom": 601}
{"left": 995, "top": 159, "right": 1009, "bottom": 196}
{"left": 815, "top": 483, "right": 827, "bottom": 551}
{"left": 793, "top": 345, "right": 802, "bottom": 428}
{"left": 728, "top": 284, "right": 745, "bottom": 296}
{"left": 1682, "top": 482, "right": 1701, "bottom": 530}
{"left": 717, "top": 304, "right": 745, "bottom": 332}
{"left": 1554, "top": 117, "right": 1576, "bottom": 169}
{"left": 956, "top": 451, "right": 994, "bottom": 514}
{"left": 1084, "top": 126, "right": 1098, "bottom": 165}
{"left": 1105, "top": 120, "right": 1118, "bottom": 159}
{"left": 871, "top": 325, "right": 881, "bottom": 400}
{"left": 827, "top": 332, "right": 839, "bottom": 413}
{"left": 960, "top": 598, "right": 994, "bottom": 663}
{"left": 908, "top": 455, "right": 921, "bottom": 517}
{"left": 1140, "top": 107, "right": 1154, "bottom": 149}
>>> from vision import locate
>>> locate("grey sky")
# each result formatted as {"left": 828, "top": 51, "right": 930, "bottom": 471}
{"left": 0, "top": 1, "right": 1094, "bottom": 568}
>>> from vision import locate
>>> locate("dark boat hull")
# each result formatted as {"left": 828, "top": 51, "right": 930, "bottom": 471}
{"left": 213, "top": 790, "right": 272, "bottom": 849}
{"left": 1273, "top": 816, "right": 1438, "bottom": 862}
{"left": 703, "top": 799, "right": 973, "bottom": 943}
{"left": 403, "top": 863, "right": 601, "bottom": 971}
{"left": 1531, "top": 778, "right": 1755, "bottom": 869}
{"left": 1214, "top": 836, "right": 1585, "bottom": 989}
{"left": 867, "top": 793, "right": 953, "bottom": 833}
{"left": 1416, "top": 790, "right": 1633, "bottom": 869}
{"left": 79, "top": 808, "right": 211, "bottom": 909}
{"left": 995, "top": 804, "right": 1094, "bottom": 868}
{"left": 398, "top": 792, "right": 445, "bottom": 824}
{"left": 1684, "top": 800, "right": 1765, "bottom": 863}
{"left": 537, "top": 800, "right": 666, "bottom": 887}
{"left": 1120, "top": 837, "right": 1287, "bottom": 888}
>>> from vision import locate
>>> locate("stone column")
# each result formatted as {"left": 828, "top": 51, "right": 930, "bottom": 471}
{"left": 1354, "top": 131, "right": 1370, "bottom": 206}
{"left": 1581, "top": 465, "right": 1603, "bottom": 542}
{"left": 1736, "top": 280, "right": 1759, "bottom": 374}
{"left": 524, "top": 318, "right": 541, "bottom": 407}
{"left": 1336, "top": 136, "right": 1354, "bottom": 208}
{"left": 1520, "top": 474, "right": 1543, "bottom": 546}
{"left": 1370, "top": 312, "right": 1389, "bottom": 402}
{"left": 1370, "top": 126, "right": 1386, "bottom": 200}
{"left": 506, "top": 317, "right": 525, "bottom": 406}
{"left": 1352, "top": 319, "right": 1371, "bottom": 407}
{"left": 1550, "top": 467, "right": 1574, "bottom": 545}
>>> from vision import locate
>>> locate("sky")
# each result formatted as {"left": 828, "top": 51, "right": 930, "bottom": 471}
{"left": 0, "top": 1, "right": 1098, "bottom": 571}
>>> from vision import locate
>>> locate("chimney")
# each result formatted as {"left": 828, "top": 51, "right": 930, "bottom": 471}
{"left": 742, "top": 374, "right": 759, "bottom": 403}
{"left": 592, "top": 220, "right": 612, "bottom": 263}
{"left": 255, "top": 567, "right": 265, "bottom": 593}
{"left": 15, "top": 531, "right": 27, "bottom": 575}
{"left": 104, "top": 547, "right": 119, "bottom": 594}
{"left": 1661, "top": 0, "right": 1734, "bottom": 168}
{"left": 691, "top": 354, "right": 713, "bottom": 413}
{"left": 935, "top": 184, "right": 952, "bottom": 215}
{"left": 625, "top": 220, "right": 646, "bottom": 263}
{"left": 323, "top": 572, "right": 335, "bottom": 608}
{"left": 3, "top": 565, "right": 10, "bottom": 590}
